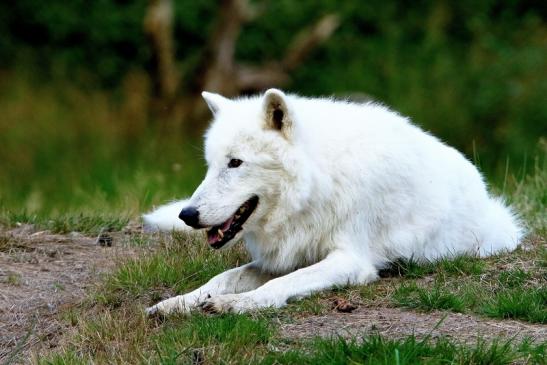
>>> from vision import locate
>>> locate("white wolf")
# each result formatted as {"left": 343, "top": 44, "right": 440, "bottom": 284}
{"left": 144, "top": 89, "right": 522, "bottom": 315}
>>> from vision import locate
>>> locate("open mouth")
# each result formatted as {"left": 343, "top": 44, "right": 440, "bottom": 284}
{"left": 206, "top": 196, "right": 259, "bottom": 249}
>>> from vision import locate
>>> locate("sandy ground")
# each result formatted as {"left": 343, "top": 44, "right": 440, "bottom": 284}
{"left": 281, "top": 306, "right": 547, "bottom": 345}
{"left": 0, "top": 225, "right": 139, "bottom": 363}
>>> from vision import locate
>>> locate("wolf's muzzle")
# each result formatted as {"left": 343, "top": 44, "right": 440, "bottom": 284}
{"left": 179, "top": 206, "right": 204, "bottom": 228}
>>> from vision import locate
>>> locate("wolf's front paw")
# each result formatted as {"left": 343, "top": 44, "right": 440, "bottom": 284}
{"left": 146, "top": 295, "right": 195, "bottom": 316}
{"left": 198, "top": 294, "right": 261, "bottom": 314}
{"left": 145, "top": 305, "right": 160, "bottom": 317}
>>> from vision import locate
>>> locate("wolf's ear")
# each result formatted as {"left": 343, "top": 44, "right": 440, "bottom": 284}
{"left": 263, "top": 88, "right": 292, "bottom": 138}
{"left": 202, "top": 91, "right": 230, "bottom": 115}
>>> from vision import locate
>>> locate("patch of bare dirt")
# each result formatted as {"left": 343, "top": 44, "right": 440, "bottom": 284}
{"left": 0, "top": 225, "right": 141, "bottom": 363}
{"left": 281, "top": 307, "right": 547, "bottom": 345}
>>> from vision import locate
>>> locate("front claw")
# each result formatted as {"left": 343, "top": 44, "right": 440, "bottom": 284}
{"left": 198, "top": 300, "right": 221, "bottom": 314}
{"left": 198, "top": 294, "right": 260, "bottom": 314}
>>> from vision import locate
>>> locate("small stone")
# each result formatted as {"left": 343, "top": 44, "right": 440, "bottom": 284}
{"left": 96, "top": 231, "right": 113, "bottom": 247}
{"left": 46, "top": 249, "right": 58, "bottom": 258}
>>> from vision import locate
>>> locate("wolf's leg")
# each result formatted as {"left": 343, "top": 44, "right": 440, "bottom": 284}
{"left": 142, "top": 199, "right": 192, "bottom": 232}
{"left": 198, "top": 250, "right": 378, "bottom": 313}
{"left": 146, "top": 262, "right": 275, "bottom": 315}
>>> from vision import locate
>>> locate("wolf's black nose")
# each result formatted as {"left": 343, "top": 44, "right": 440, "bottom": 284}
{"left": 179, "top": 207, "right": 202, "bottom": 228}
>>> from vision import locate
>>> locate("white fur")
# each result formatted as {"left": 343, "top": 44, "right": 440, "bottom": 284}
{"left": 145, "top": 89, "right": 523, "bottom": 315}
{"left": 142, "top": 199, "right": 191, "bottom": 232}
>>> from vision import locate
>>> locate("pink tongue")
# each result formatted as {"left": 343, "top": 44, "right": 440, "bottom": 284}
{"left": 207, "top": 232, "right": 219, "bottom": 245}
{"left": 221, "top": 216, "right": 234, "bottom": 231}
{"left": 207, "top": 216, "right": 235, "bottom": 245}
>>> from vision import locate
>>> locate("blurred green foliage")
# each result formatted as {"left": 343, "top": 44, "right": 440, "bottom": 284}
{"left": 0, "top": 74, "right": 207, "bottom": 215}
{"left": 0, "top": 1, "right": 546, "bottom": 215}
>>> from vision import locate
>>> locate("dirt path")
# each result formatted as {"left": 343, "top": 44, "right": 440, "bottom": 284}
{"left": 281, "top": 306, "right": 547, "bottom": 345}
{"left": 0, "top": 225, "right": 139, "bottom": 363}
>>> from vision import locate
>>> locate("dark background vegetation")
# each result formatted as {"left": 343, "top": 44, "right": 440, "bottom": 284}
{"left": 0, "top": 0, "right": 545, "bottom": 216}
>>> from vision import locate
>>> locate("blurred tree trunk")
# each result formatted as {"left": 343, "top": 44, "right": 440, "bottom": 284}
{"left": 144, "top": 0, "right": 179, "bottom": 117}
{"left": 144, "top": 0, "right": 339, "bottom": 134}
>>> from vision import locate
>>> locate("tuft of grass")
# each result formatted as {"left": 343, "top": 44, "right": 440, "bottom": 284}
{"left": 387, "top": 259, "right": 546, "bottom": 324}
{"left": 0, "top": 234, "right": 34, "bottom": 253}
{"left": 0, "top": 234, "right": 11, "bottom": 251}
{"left": 517, "top": 339, "right": 547, "bottom": 365}
{"left": 481, "top": 288, "right": 547, "bottom": 324}
{"left": 393, "top": 282, "right": 466, "bottom": 313}
{"left": 97, "top": 232, "right": 247, "bottom": 306}
{"left": 498, "top": 269, "right": 533, "bottom": 288}
{"left": 0, "top": 211, "right": 129, "bottom": 235}
{"left": 153, "top": 313, "right": 274, "bottom": 363}
{"left": 57, "top": 306, "right": 155, "bottom": 363}
{"left": 261, "top": 335, "right": 542, "bottom": 365}
{"left": 127, "top": 233, "right": 155, "bottom": 247}
{"left": 387, "top": 263, "right": 547, "bottom": 323}
{"left": 380, "top": 258, "right": 436, "bottom": 279}
{"left": 437, "top": 255, "right": 486, "bottom": 276}
{"left": 381, "top": 254, "right": 486, "bottom": 279}
{"left": 284, "top": 293, "right": 329, "bottom": 316}
{"left": 41, "top": 295, "right": 274, "bottom": 363}
{"left": 40, "top": 350, "right": 89, "bottom": 365}
{"left": 6, "top": 272, "right": 22, "bottom": 286}
{"left": 508, "top": 141, "right": 547, "bottom": 235}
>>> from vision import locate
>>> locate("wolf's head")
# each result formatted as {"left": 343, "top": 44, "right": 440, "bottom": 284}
{"left": 180, "top": 89, "right": 313, "bottom": 249}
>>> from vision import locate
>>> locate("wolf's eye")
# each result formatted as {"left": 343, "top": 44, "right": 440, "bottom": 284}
{"left": 228, "top": 158, "right": 243, "bottom": 168}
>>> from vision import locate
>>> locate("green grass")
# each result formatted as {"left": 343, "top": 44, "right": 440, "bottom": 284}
{"left": 261, "top": 335, "right": 545, "bottom": 365}
{"left": 0, "top": 211, "right": 129, "bottom": 235}
{"left": 381, "top": 250, "right": 546, "bottom": 323}
{"left": 42, "top": 351, "right": 84, "bottom": 365}
{"left": 41, "top": 313, "right": 545, "bottom": 365}
{"left": 482, "top": 288, "right": 547, "bottom": 323}
{"left": 40, "top": 304, "right": 275, "bottom": 364}
{"left": 497, "top": 269, "right": 533, "bottom": 288}
{"left": 437, "top": 255, "right": 486, "bottom": 276}
{"left": 96, "top": 232, "right": 247, "bottom": 307}
{"left": 390, "top": 279, "right": 547, "bottom": 324}
{"left": 507, "top": 145, "right": 547, "bottom": 236}
{"left": 153, "top": 313, "right": 274, "bottom": 363}
{"left": 0, "top": 74, "right": 206, "bottom": 219}
{"left": 392, "top": 282, "right": 466, "bottom": 313}
{"left": 277, "top": 241, "right": 546, "bottom": 324}
{"left": 381, "top": 254, "right": 486, "bottom": 279}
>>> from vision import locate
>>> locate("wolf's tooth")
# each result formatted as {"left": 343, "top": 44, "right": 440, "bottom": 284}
{"left": 218, "top": 229, "right": 224, "bottom": 238}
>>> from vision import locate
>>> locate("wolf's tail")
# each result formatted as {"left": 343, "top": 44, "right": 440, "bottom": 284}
{"left": 478, "top": 197, "right": 524, "bottom": 256}
{"left": 142, "top": 199, "right": 193, "bottom": 232}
